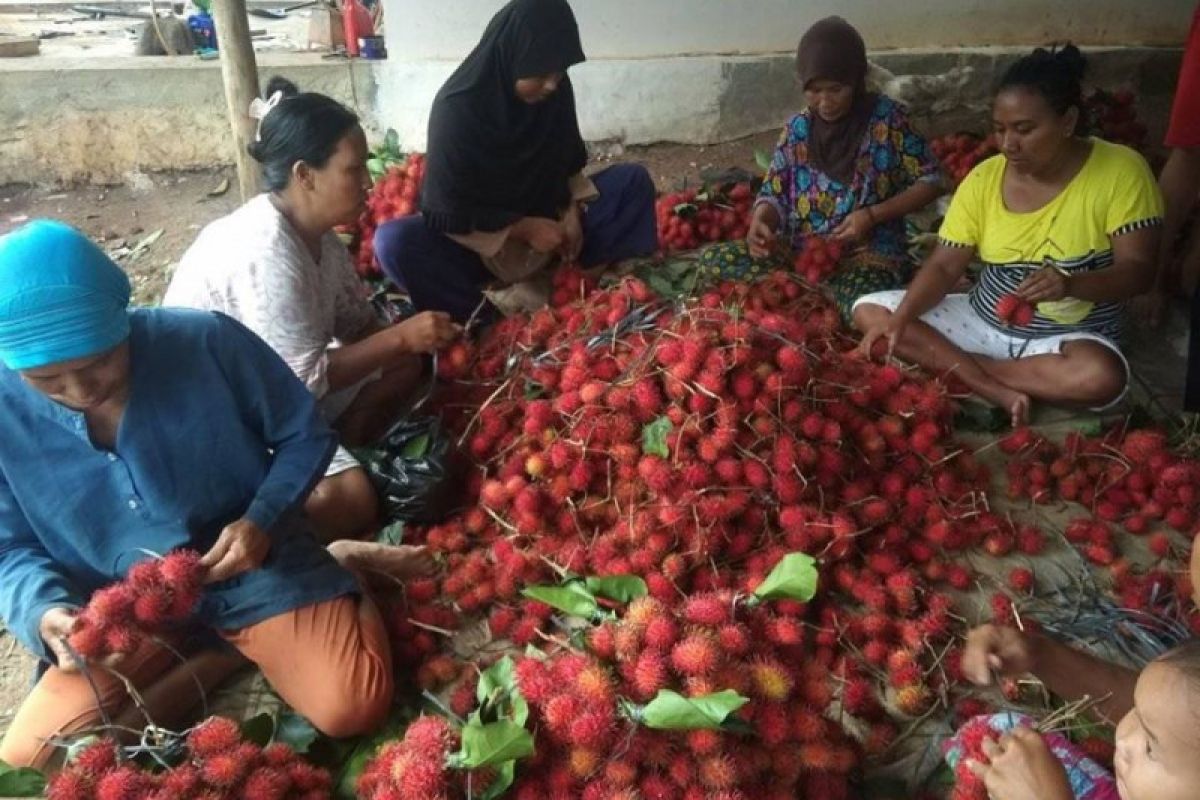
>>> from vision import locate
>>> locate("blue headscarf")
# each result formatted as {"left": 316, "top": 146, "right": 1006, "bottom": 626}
{"left": 0, "top": 220, "right": 131, "bottom": 371}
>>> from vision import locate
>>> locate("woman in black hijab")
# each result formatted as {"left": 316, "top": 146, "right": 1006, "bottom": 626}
{"left": 375, "top": 0, "right": 657, "bottom": 321}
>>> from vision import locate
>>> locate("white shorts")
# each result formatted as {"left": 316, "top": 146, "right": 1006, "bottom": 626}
{"left": 317, "top": 369, "right": 383, "bottom": 477}
{"left": 852, "top": 291, "right": 1131, "bottom": 408}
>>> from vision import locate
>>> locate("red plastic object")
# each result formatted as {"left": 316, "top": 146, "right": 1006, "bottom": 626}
{"left": 341, "top": 0, "right": 374, "bottom": 56}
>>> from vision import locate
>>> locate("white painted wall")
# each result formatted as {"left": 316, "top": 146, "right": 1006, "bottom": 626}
{"left": 375, "top": 0, "right": 1192, "bottom": 150}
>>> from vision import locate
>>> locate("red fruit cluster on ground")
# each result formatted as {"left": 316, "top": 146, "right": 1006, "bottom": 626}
{"left": 357, "top": 715, "right": 484, "bottom": 800}
{"left": 792, "top": 236, "right": 845, "bottom": 285}
{"left": 68, "top": 549, "right": 204, "bottom": 662}
{"left": 656, "top": 183, "right": 754, "bottom": 252}
{"left": 338, "top": 154, "right": 426, "bottom": 278}
{"left": 1084, "top": 87, "right": 1148, "bottom": 152}
{"left": 930, "top": 133, "right": 999, "bottom": 185}
{"left": 994, "top": 293, "right": 1034, "bottom": 327}
{"left": 46, "top": 717, "right": 328, "bottom": 800}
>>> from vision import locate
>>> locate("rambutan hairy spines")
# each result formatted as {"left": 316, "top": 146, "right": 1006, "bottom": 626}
{"left": 671, "top": 634, "right": 721, "bottom": 677}
{"left": 682, "top": 592, "right": 731, "bottom": 627}
{"left": 187, "top": 715, "right": 243, "bottom": 758}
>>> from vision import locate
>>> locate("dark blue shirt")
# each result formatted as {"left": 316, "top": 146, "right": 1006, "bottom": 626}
{"left": 0, "top": 308, "right": 358, "bottom": 663}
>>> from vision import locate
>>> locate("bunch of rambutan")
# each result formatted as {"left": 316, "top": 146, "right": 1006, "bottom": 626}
{"left": 46, "top": 716, "right": 329, "bottom": 800}
{"left": 67, "top": 549, "right": 205, "bottom": 661}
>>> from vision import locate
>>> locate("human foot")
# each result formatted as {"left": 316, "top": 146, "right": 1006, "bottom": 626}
{"left": 327, "top": 541, "right": 438, "bottom": 585}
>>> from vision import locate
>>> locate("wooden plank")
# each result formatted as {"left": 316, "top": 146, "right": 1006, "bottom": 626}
{"left": 211, "top": 0, "right": 262, "bottom": 202}
{"left": 0, "top": 36, "right": 41, "bottom": 57}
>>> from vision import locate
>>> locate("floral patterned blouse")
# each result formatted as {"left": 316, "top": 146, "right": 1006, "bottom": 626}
{"left": 756, "top": 94, "right": 942, "bottom": 266}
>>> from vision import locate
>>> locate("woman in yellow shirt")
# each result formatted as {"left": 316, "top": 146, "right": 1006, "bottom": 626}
{"left": 854, "top": 45, "right": 1163, "bottom": 426}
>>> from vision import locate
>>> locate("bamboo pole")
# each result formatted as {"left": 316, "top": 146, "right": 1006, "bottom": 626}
{"left": 211, "top": 0, "right": 261, "bottom": 201}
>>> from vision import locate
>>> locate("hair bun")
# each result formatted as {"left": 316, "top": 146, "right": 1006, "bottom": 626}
{"left": 264, "top": 76, "right": 300, "bottom": 99}
{"left": 246, "top": 138, "right": 266, "bottom": 164}
{"left": 1052, "top": 44, "right": 1087, "bottom": 82}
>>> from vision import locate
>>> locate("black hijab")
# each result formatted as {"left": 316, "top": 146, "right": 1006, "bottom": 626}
{"left": 421, "top": 0, "right": 589, "bottom": 234}
{"left": 795, "top": 16, "right": 876, "bottom": 185}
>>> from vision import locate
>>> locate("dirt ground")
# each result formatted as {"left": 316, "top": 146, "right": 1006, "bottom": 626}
{"left": 0, "top": 133, "right": 778, "bottom": 307}
{"left": 0, "top": 134, "right": 781, "bottom": 738}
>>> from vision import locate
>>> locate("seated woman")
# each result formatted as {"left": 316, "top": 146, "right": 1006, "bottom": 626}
{"left": 698, "top": 16, "right": 944, "bottom": 323}
{"left": 166, "top": 78, "right": 459, "bottom": 558}
{"left": 373, "top": 0, "right": 658, "bottom": 323}
{"left": 855, "top": 45, "right": 1163, "bottom": 427}
{"left": 0, "top": 221, "right": 392, "bottom": 768}
{"left": 959, "top": 623, "right": 1200, "bottom": 800}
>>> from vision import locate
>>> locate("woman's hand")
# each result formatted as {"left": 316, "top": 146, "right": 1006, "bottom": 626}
{"left": 832, "top": 208, "right": 876, "bottom": 245}
{"left": 393, "top": 311, "right": 462, "bottom": 355}
{"left": 1016, "top": 266, "right": 1070, "bottom": 304}
{"left": 746, "top": 206, "right": 779, "bottom": 259}
{"left": 514, "top": 217, "right": 566, "bottom": 254}
{"left": 40, "top": 607, "right": 83, "bottom": 671}
{"left": 201, "top": 518, "right": 272, "bottom": 584}
{"left": 962, "top": 624, "right": 1037, "bottom": 685}
{"left": 967, "top": 728, "right": 1074, "bottom": 800}
{"left": 560, "top": 204, "right": 584, "bottom": 262}
{"left": 857, "top": 312, "right": 907, "bottom": 359}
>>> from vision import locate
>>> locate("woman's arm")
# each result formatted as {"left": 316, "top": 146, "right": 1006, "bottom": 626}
{"left": 326, "top": 313, "right": 459, "bottom": 391}
{"left": 1019, "top": 226, "right": 1161, "bottom": 305}
{"left": 0, "top": 474, "right": 85, "bottom": 665}
{"left": 892, "top": 243, "right": 975, "bottom": 321}
{"left": 858, "top": 243, "right": 975, "bottom": 355}
{"left": 963, "top": 624, "right": 1137, "bottom": 725}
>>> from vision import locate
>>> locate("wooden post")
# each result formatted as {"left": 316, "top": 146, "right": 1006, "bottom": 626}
{"left": 211, "top": 0, "right": 261, "bottom": 201}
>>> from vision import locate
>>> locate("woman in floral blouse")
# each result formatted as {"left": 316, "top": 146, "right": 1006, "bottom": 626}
{"left": 699, "top": 16, "right": 944, "bottom": 322}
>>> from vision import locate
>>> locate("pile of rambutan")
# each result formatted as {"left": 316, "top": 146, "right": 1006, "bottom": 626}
{"left": 45, "top": 716, "right": 329, "bottom": 800}
{"left": 67, "top": 549, "right": 205, "bottom": 661}
{"left": 372, "top": 268, "right": 1200, "bottom": 797}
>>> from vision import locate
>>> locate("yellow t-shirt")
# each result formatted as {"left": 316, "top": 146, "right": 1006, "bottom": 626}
{"left": 939, "top": 138, "right": 1163, "bottom": 336}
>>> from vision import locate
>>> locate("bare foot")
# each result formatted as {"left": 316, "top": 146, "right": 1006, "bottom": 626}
{"left": 327, "top": 541, "right": 438, "bottom": 585}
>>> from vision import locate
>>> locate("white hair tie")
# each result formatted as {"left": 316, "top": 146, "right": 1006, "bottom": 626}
{"left": 248, "top": 90, "right": 284, "bottom": 142}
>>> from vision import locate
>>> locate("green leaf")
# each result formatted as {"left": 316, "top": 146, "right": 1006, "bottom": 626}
{"left": 754, "top": 148, "right": 772, "bottom": 171}
{"left": 479, "top": 760, "right": 516, "bottom": 800}
{"left": 457, "top": 720, "right": 535, "bottom": 768}
{"left": 240, "top": 713, "right": 276, "bottom": 747}
{"left": 0, "top": 761, "right": 45, "bottom": 796}
{"left": 475, "top": 656, "right": 529, "bottom": 726}
{"left": 477, "top": 656, "right": 515, "bottom": 707}
{"left": 274, "top": 712, "right": 320, "bottom": 754}
{"left": 521, "top": 583, "right": 599, "bottom": 619}
{"left": 585, "top": 575, "right": 648, "bottom": 604}
{"left": 640, "top": 690, "right": 749, "bottom": 730}
{"left": 641, "top": 416, "right": 672, "bottom": 458}
{"left": 753, "top": 552, "right": 819, "bottom": 602}
{"left": 366, "top": 157, "right": 385, "bottom": 180}
{"left": 400, "top": 432, "right": 431, "bottom": 459}
{"left": 376, "top": 520, "right": 405, "bottom": 546}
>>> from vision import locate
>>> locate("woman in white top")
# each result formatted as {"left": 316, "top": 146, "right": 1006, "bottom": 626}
{"left": 167, "top": 77, "right": 458, "bottom": 574}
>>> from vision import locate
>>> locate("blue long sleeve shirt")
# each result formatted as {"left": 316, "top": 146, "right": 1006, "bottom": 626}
{"left": 0, "top": 308, "right": 359, "bottom": 663}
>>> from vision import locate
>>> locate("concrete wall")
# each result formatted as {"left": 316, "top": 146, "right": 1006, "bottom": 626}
{"left": 0, "top": 55, "right": 382, "bottom": 185}
{"left": 386, "top": 0, "right": 1192, "bottom": 58}
{"left": 0, "top": 0, "right": 1190, "bottom": 183}
{"left": 375, "top": 0, "right": 1192, "bottom": 150}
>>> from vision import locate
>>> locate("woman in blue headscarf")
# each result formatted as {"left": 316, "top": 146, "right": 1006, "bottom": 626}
{"left": 0, "top": 221, "right": 394, "bottom": 769}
